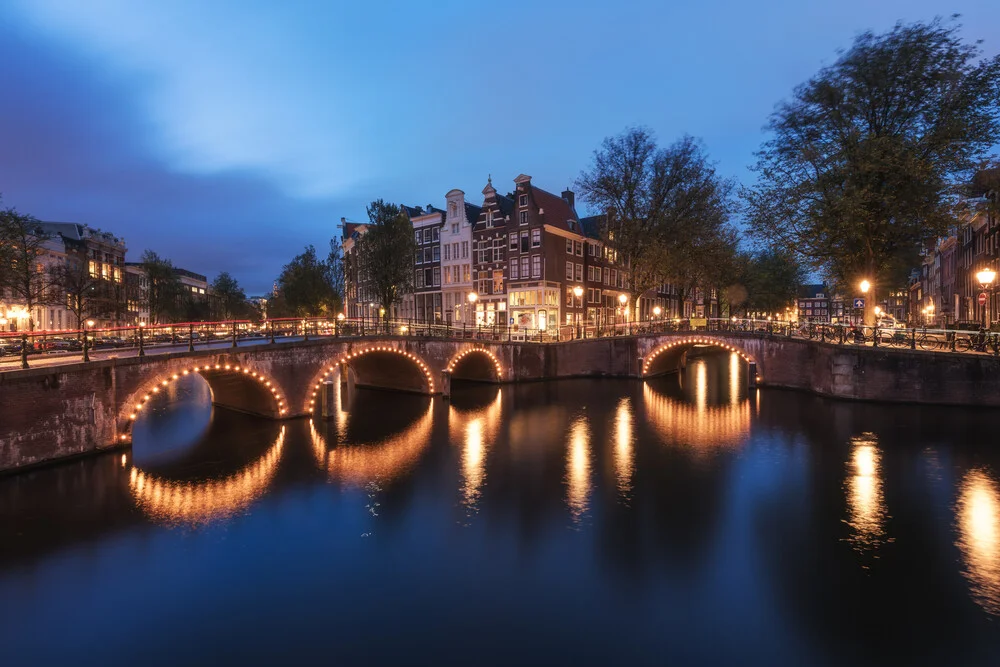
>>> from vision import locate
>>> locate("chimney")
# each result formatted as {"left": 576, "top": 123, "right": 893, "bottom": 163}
{"left": 562, "top": 189, "right": 575, "bottom": 209}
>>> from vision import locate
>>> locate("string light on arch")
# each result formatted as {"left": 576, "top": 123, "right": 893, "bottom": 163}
{"left": 641, "top": 337, "right": 756, "bottom": 377}
{"left": 445, "top": 347, "right": 503, "bottom": 379}
{"left": 304, "top": 346, "right": 436, "bottom": 412}
{"left": 120, "top": 364, "right": 288, "bottom": 443}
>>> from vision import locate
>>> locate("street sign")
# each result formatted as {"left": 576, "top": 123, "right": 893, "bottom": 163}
{"left": 979, "top": 292, "right": 988, "bottom": 306}
{"left": 853, "top": 298, "right": 865, "bottom": 309}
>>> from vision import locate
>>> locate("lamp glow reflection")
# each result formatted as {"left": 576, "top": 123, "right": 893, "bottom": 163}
{"left": 448, "top": 390, "right": 503, "bottom": 513}
{"left": 566, "top": 416, "right": 592, "bottom": 524}
{"left": 614, "top": 398, "right": 634, "bottom": 499}
{"left": 844, "top": 433, "right": 889, "bottom": 559}
{"left": 957, "top": 468, "right": 1000, "bottom": 615}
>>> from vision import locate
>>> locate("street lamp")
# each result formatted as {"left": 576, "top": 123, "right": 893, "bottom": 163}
{"left": 976, "top": 268, "right": 996, "bottom": 330}
{"left": 652, "top": 305, "right": 662, "bottom": 318}
{"left": 618, "top": 293, "right": 628, "bottom": 334}
{"left": 83, "top": 319, "right": 95, "bottom": 362}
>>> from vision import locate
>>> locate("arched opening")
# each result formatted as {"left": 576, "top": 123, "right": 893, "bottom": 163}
{"left": 119, "top": 363, "right": 287, "bottom": 444}
{"left": 642, "top": 337, "right": 758, "bottom": 383}
{"left": 304, "top": 347, "right": 435, "bottom": 414}
{"left": 447, "top": 348, "right": 503, "bottom": 383}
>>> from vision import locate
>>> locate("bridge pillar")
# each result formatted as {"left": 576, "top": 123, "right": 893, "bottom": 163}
{"left": 339, "top": 361, "right": 355, "bottom": 411}
{"left": 441, "top": 370, "right": 451, "bottom": 399}
{"left": 320, "top": 378, "right": 336, "bottom": 420}
{"left": 748, "top": 362, "right": 758, "bottom": 388}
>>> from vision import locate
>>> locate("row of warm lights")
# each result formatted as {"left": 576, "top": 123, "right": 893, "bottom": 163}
{"left": 121, "top": 364, "right": 287, "bottom": 440}
{"left": 444, "top": 348, "right": 503, "bottom": 378}
{"left": 306, "top": 346, "right": 435, "bottom": 411}
{"left": 641, "top": 338, "right": 756, "bottom": 378}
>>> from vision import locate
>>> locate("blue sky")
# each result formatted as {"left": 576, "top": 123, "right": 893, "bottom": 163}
{"left": 1, "top": 1, "right": 997, "bottom": 294}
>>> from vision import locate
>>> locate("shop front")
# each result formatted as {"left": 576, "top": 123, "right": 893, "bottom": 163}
{"left": 508, "top": 283, "right": 561, "bottom": 333}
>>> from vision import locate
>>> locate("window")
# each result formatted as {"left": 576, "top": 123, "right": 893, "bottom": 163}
{"left": 452, "top": 223, "right": 459, "bottom": 234}
{"left": 610, "top": 269, "right": 617, "bottom": 286}
{"left": 433, "top": 267, "right": 441, "bottom": 286}
{"left": 486, "top": 210, "right": 493, "bottom": 227}
{"left": 575, "top": 263, "right": 583, "bottom": 282}
{"left": 510, "top": 260, "right": 520, "bottom": 280}
{"left": 519, "top": 194, "right": 528, "bottom": 207}
{"left": 432, "top": 227, "right": 440, "bottom": 242}
{"left": 462, "top": 241, "right": 469, "bottom": 258}
{"left": 450, "top": 202, "right": 457, "bottom": 217}
{"left": 566, "top": 288, "right": 573, "bottom": 306}
{"left": 415, "top": 231, "right": 421, "bottom": 243}
{"left": 510, "top": 234, "right": 518, "bottom": 251}
{"left": 493, "top": 270, "right": 503, "bottom": 293}
{"left": 604, "top": 267, "right": 610, "bottom": 285}
{"left": 444, "top": 245, "right": 451, "bottom": 260}
{"left": 433, "top": 246, "right": 440, "bottom": 262}
{"left": 567, "top": 239, "right": 574, "bottom": 254}
{"left": 415, "top": 250, "right": 422, "bottom": 265}
{"left": 519, "top": 211, "right": 528, "bottom": 225}
{"left": 416, "top": 270, "right": 424, "bottom": 288}
{"left": 423, "top": 229, "right": 431, "bottom": 243}
{"left": 521, "top": 256, "right": 529, "bottom": 278}
{"left": 532, "top": 255, "right": 541, "bottom": 278}
{"left": 521, "top": 231, "right": 529, "bottom": 253}
{"left": 587, "top": 266, "right": 595, "bottom": 281}
{"left": 531, "top": 229, "right": 541, "bottom": 247}
{"left": 493, "top": 239, "right": 504, "bottom": 262}
{"left": 463, "top": 264, "right": 471, "bottom": 282}
{"left": 424, "top": 247, "right": 433, "bottom": 263}
{"left": 566, "top": 261, "right": 574, "bottom": 279}
{"left": 575, "top": 241, "right": 583, "bottom": 256}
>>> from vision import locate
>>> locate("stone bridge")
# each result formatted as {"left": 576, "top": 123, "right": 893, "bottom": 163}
{"left": 2, "top": 332, "right": 999, "bottom": 472}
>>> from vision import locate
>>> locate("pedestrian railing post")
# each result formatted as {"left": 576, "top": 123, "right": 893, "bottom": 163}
{"left": 138, "top": 326, "right": 146, "bottom": 357}
{"left": 188, "top": 323, "right": 195, "bottom": 352}
{"left": 20, "top": 333, "right": 29, "bottom": 369}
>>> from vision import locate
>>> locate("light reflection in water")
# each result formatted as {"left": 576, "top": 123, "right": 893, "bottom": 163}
{"left": 566, "top": 416, "right": 592, "bottom": 525}
{"left": 695, "top": 360, "right": 708, "bottom": 410}
{"left": 613, "top": 398, "right": 634, "bottom": 499}
{"left": 730, "top": 352, "right": 740, "bottom": 407}
{"left": 844, "top": 433, "right": 889, "bottom": 559}
{"left": 448, "top": 391, "right": 502, "bottom": 512}
{"left": 311, "top": 402, "right": 433, "bottom": 486}
{"left": 642, "top": 383, "right": 751, "bottom": 449}
{"left": 128, "top": 426, "right": 285, "bottom": 525}
{"left": 956, "top": 468, "right": 1000, "bottom": 615}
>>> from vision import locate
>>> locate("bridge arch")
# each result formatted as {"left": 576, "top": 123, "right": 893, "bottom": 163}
{"left": 641, "top": 336, "right": 759, "bottom": 382}
{"left": 119, "top": 362, "right": 288, "bottom": 443}
{"left": 445, "top": 347, "right": 504, "bottom": 382}
{"left": 304, "top": 345, "right": 435, "bottom": 413}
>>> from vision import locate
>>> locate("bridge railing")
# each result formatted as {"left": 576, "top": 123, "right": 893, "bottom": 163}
{"left": 2, "top": 315, "right": 997, "bottom": 370}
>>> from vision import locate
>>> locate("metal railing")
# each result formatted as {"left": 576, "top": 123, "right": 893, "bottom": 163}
{"left": 2, "top": 316, "right": 997, "bottom": 370}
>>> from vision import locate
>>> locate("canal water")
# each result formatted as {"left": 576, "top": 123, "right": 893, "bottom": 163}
{"left": 2, "top": 351, "right": 1000, "bottom": 666}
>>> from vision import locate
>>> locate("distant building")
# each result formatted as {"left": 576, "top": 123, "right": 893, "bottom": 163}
{"left": 402, "top": 204, "right": 445, "bottom": 323}
{"left": 440, "top": 189, "right": 479, "bottom": 325}
{"left": 797, "top": 284, "right": 830, "bottom": 323}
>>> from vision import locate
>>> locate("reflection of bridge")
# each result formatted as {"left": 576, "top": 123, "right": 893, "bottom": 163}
{"left": 3, "top": 329, "right": 999, "bottom": 472}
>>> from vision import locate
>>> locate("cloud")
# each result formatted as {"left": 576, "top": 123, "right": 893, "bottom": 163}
{"left": 0, "top": 19, "right": 339, "bottom": 294}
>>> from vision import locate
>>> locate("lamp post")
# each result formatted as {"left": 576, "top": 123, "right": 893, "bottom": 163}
{"left": 976, "top": 268, "right": 996, "bottom": 331}
{"left": 336, "top": 312, "right": 345, "bottom": 337}
{"left": 573, "top": 286, "right": 583, "bottom": 339}
{"left": 652, "top": 305, "right": 662, "bottom": 332}
{"left": 467, "top": 291, "right": 478, "bottom": 334}
{"left": 83, "top": 319, "right": 95, "bottom": 362}
{"left": 859, "top": 279, "right": 871, "bottom": 327}
{"left": 137, "top": 322, "right": 146, "bottom": 357}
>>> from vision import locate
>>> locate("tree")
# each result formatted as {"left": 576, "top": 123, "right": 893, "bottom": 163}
{"left": 727, "top": 249, "right": 805, "bottom": 317}
{"left": 0, "top": 204, "right": 55, "bottom": 331}
{"left": 211, "top": 271, "right": 248, "bottom": 320}
{"left": 356, "top": 199, "right": 415, "bottom": 328}
{"left": 271, "top": 245, "right": 339, "bottom": 318}
{"left": 575, "top": 129, "right": 736, "bottom": 319}
{"left": 50, "top": 246, "right": 104, "bottom": 332}
{"left": 744, "top": 19, "right": 1000, "bottom": 324}
{"left": 139, "top": 250, "right": 183, "bottom": 324}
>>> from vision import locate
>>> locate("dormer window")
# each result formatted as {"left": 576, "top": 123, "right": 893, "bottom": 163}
{"left": 519, "top": 194, "right": 528, "bottom": 207}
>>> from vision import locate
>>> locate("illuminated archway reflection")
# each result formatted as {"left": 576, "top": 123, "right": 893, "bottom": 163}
{"left": 566, "top": 416, "right": 592, "bottom": 525}
{"left": 310, "top": 401, "right": 434, "bottom": 486}
{"left": 843, "top": 432, "right": 889, "bottom": 559}
{"left": 129, "top": 426, "right": 286, "bottom": 525}
{"left": 448, "top": 391, "right": 503, "bottom": 513}
{"left": 642, "top": 358, "right": 751, "bottom": 450}
{"left": 956, "top": 468, "right": 1000, "bottom": 616}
